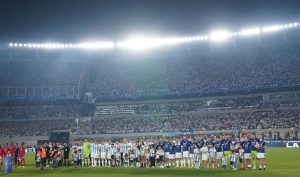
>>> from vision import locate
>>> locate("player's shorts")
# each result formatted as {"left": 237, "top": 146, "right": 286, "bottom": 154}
{"left": 83, "top": 152, "right": 89, "bottom": 159}
{"left": 168, "top": 154, "right": 175, "bottom": 160}
{"left": 235, "top": 153, "right": 239, "bottom": 158}
{"left": 106, "top": 154, "right": 111, "bottom": 159}
{"left": 202, "top": 154, "right": 208, "bottom": 161}
{"left": 244, "top": 153, "right": 252, "bottom": 160}
{"left": 164, "top": 152, "right": 170, "bottom": 159}
{"left": 101, "top": 152, "right": 106, "bottom": 159}
{"left": 18, "top": 155, "right": 25, "bottom": 160}
{"left": 257, "top": 153, "right": 265, "bottom": 159}
{"left": 175, "top": 153, "right": 182, "bottom": 159}
{"left": 94, "top": 154, "right": 100, "bottom": 159}
{"left": 146, "top": 154, "right": 150, "bottom": 159}
{"left": 210, "top": 154, "right": 215, "bottom": 161}
{"left": 189, "top": 154, "right": 194, "bottom": 158}
{"left": 216, "top": 152, "right": 223, "bottom": 160}
{"left": 182, "top": 151, "right": 189, "bottom": 158}
{"left": 223, "top": 151, "right": 231, "bottom": 157}
{"left": 251, "top": 150, "right": 257, "bottom": 159}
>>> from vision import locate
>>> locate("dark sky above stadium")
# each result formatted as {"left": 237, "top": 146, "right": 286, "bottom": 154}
{"left": 1, "top": 0, "right": 300, "bottom": 42}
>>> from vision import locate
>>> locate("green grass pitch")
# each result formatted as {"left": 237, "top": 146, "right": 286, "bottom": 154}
{"left": 2, "top": 148, "right": 300, "bottom": 177}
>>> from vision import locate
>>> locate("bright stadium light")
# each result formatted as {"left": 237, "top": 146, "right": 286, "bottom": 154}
{"left": 210, "top": 30, "right": 230, "bottom": 41}
{"left": 117, "top": 36, "right": 162, "bottom": 51}
{"left": 78, "top": 42, "right": 115, "bottom": 49}
{"left": 262, "top": 25, "right": 283, "bottom": 32}
{"left": 239, "top": 28, "right": 261, "bottom": 36}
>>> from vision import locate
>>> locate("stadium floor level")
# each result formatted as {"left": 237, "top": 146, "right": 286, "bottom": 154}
{"left": 1, "top": 148, "right": 300, "bottom": 177}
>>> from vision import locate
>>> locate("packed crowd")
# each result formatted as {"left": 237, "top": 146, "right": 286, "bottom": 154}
{"left": 75, "top": 111, "right": 300, "bottom": 135}
{"left": 0, "top": 104, "right": 82, "bottom": 119}
{"left": 95, "top": 97, "right": 264, "bottom": 115}
{"left": 0, "top": 42, "right": 299, "bottom": 100}
{"left": 0, "top": 119, "right": 73, "bottom": 137}
{"left": 0, "top": 58, "right": 83, "bottom": 87}
{"left": 1, "top": 110, "right": 298, "bottom": 138}
{"left": 90, "top": 42, "right": 300, "bottom": 98}
{"left": 29, "top": 134, "right": 267, "bottom": 170}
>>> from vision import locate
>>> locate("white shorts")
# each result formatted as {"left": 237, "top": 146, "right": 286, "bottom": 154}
{"left": 189, "top": 154, "right": 194, "bottom": 158}
{"left": 202, "top": 154, "right": 208, "bottom": 161}
{"left": 235, "top": 153, "right": 239, "bottom": 158}
{"left": 210, "top": 154, "right": 215, "bottom": 161}
{"left": 244, "top": 153, "right": 252, "bottom": 160}
{"left": 101, "top": 152, "right": 106, "bottom": 159}
{"left": 94, "top": 154, "right": 100, "bottom": 159}
{"left": 169, "top": 154, "right": 175, "bottom": 160}
{"left": 107, "top": 154, "right": 111, "bottom": 159}
{"left": 216, "top": 152, "right": 223, "bottom": 160}
{"left": 182, "top": 151, "right": 189, "bottom": 158}
{"left": 257, "top": 153, "right": 265, "bottom": 159}
{"left": 175, "top": 153, "right": 182, "bottom": 159}
{"left": 91, "top": 153, "right": 96, "bottom": 158}
{"left": 165, "top": 152, "right": 170, "bottom": 158}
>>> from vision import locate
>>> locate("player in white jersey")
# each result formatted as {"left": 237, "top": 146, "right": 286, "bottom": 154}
{"left": 193, "top": 145, "right": 200, "bottom": 169}
{"left": 209, "top": 145, "right": 216, "bottom": 169}
{"left": 100, "top": 143, "right": 106, "bottom": 166}
{"left": 139, "top": 141, "right": 147, "bottom": 167}
{"left": 106, "top": 143, "right": 113, "bottom": 167}
{"left": 90, "top": 141, "right": 96, "bottom": 167}
{"left": 94, "top": 142, "right": 101, "bottom": 167}
{"left": 200, "top": 143, "right": 209, "bottom": 168}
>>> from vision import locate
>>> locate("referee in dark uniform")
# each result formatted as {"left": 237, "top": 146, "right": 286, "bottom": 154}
{"left": 62, "top": 143, "right": 70, "bottom": 167}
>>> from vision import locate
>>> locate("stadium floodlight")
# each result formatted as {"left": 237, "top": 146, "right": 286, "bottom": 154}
{"left": 210, "top": 30, "right": 230, "bottom": 41}
{"left": 262, "top": 25, "right": 283, "bottom": 32}
{"left": 117, "top": 36, "right": 162, "bottom": 51}
{"left": 239, "top": 28, "right": 261, "bottom": 36}
{"left": 78, "top": 42, "right": 115, "bottom": 49}
{"left": 160, "top": 37, "right": 182, "bottom": 45}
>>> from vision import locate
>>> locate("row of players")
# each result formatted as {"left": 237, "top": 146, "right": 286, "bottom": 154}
{"left": 0, "top": 142, "right": 26, "bottom": 168}
{"left": 68, "top": 134, "right": 266, "bottom": 170}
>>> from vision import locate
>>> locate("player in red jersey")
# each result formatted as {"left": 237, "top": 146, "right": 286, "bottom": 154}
{"left": 4, "top": 143, "right": 9, "bottom": 158}
{"left": 9, "top": 142, "right": 16, "bottom": 165}
{"left": 19, "top": 142, "right": 26, "bottom": 168}
{"left": 0, "top": 145, "right": 3, "bottom": 168}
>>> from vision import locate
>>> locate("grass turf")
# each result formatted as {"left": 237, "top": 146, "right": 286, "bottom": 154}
{"left": 1, "top": 148, "right": 300, "bottom": 177}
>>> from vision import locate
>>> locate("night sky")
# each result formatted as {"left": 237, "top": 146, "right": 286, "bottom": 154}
{"left": 1, "top": 0, "right": 300, "bottom": 42}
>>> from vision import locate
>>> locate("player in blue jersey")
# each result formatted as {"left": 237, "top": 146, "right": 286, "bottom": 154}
{"left": 180, "top": 136, "right": 191, "bottom": 167}
{"left": 243, "top": 136, "right": 252, "bottom": 170}
{"left": 233, "top": 137, "right": 240, "bottom": 169}
{"left": 250, "top": 134, "right": 259, "bottom": 169}
{"left": 256, "top": 134, "right": 267, "bottom": 170}
{"left": 214, "top": 136, "right": 223, "bottom": 168}
{"left": 163, "top": 140, "right": 171, "bottom": 167}
{"left": 175, "top": 141, "right": 182, "bottom": 167}
{"left": 168, "top": 141, "right": 176, "bottom": 167}
{"left": 222, "top": 135, "right": 232, "bottom": 168}
{"left": 222, "top": 135, "right": 232, "bottom": 158}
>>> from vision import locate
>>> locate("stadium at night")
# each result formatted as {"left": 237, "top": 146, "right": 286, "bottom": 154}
{"left": 0, "top": 0, "right": 299, "bottom": 177}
